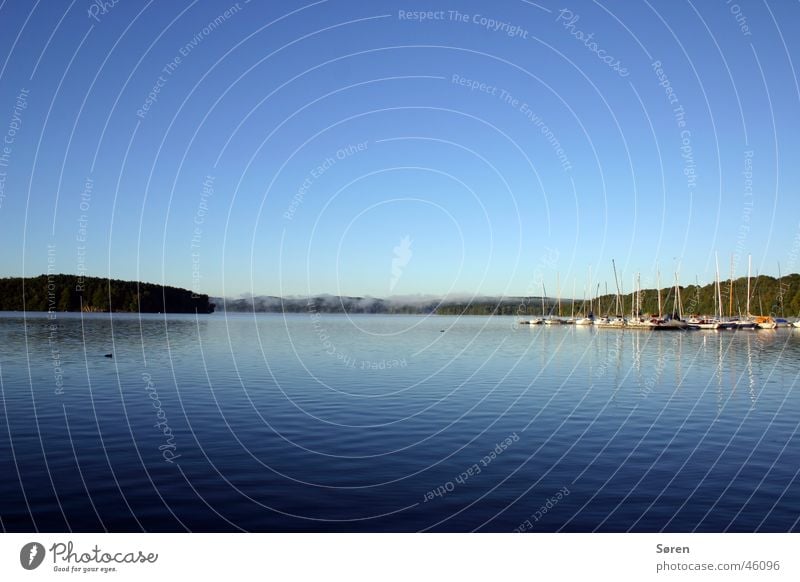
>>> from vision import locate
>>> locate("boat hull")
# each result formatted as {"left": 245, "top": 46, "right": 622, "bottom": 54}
{"left": 692, "top": 323, "right": 720, "bottom": 330}
{"left": 649, "top": 319, "right": 689, "bottom": 330}
{"left": 595, "top": 317, "right": 626, "bottom": 328}
{"left": 754, "top": 316, "right": 777, "bottom": 330}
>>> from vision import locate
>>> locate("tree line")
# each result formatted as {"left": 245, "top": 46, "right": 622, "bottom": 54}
{"left": 591, "top": 274, "right": 800, "bottom": 318}
{"left": 0, "top": 274, "right": 215, "bottom": 313}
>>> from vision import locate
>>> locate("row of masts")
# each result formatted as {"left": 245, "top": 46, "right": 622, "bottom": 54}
{"left": 529, "top": 254, "right": 778, "bottom": 321}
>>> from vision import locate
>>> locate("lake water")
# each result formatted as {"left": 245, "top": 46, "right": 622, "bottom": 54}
{"left": 1, "top": 312, "right": 799, "bottom": 532}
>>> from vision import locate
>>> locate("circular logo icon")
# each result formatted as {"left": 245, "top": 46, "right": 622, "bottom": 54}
{"left": 20, "top": 542, "right": 46, "bottom": 570}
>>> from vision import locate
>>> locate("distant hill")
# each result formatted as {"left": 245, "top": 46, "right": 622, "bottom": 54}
{"left": 212, "top": 295, "right": 436, "bottom": 314}
{"left": 211, "top": 294, "right": 558, "bottom": 316}
{"left": 0, "top": 275, "right": 215, "bottom": 314}
{"left": 212, "top": 272, "right": 800, "bottom": 318}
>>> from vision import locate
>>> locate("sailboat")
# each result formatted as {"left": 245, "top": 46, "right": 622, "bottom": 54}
{"left": 689, "top": 318, "right": 720, "bottom": 330}
{"left": 520, "top": 285, "right": 546, "bottom": 325}
{"left": 749, "top": 260, "right": 778, "bottom": 329}
{"left": 734, "top": 255, "right": 757, "bottom": 329}
{"left": 519, "top": 311, "right": 543, "bottom": 326}
{"left": 719, "top": 254, "right": 737, "bottom": 329}
{"left": 628, "top": 272, "right": 650, "bottom": 328}
{"left": 563, "top": 281, "right": 577, "bottom": 324}
{"left": 649, "top": 270, "right": 688, "bottom": 329}
{"left": 755, "top": 315, "right": 777, "bottom": 329}
{"left": 575, "top": 268, "right": 595, "bottom": 325}
{"left": 595, "top": 260, "right": 626, "bottom": 328}
{"left": 544, "top": 273, "right": 563, "bottom": 324}
{"left": 773, "top": 262, "right": 791, "bottom": 327}
{"left": 688, "top": 255, "right": 723, "bottom": 329}
{"left": 712, "top": 254, "right": 731, "bottom": 329}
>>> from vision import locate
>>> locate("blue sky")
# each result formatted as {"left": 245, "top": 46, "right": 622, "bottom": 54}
{"left": 0, "top": 0, "right": 798, "bottom": 298}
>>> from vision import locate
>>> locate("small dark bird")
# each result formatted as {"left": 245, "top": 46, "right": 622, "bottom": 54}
{"left": 104, "top": 353, "right": 113, "bottom": 358}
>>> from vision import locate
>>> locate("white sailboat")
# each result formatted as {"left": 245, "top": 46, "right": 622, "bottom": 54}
{"left": 575, "top": 267, "right": 595, "bottom": 325}
{"left": 719, "top": 254, "right": 737, "bottom": 329}
{"left": 735, "top": 255, "right": 757, "bottom": 329}
{"left": 595, "top": 260, "right": 626, "bottom": 328}
{"left": 563, "top": 281, "right": 577, "bottom": 324}
{"left": 628, "top": 272, "right": 650, "bottom": 328}
{"left": 544, "top": 274, "right": 563, "bottom": 324}
{"left": 520, "top": 285, "right": 546, "bottom": 325}
{"left": 689, "top": 255, "right": 723, "bottom": 329}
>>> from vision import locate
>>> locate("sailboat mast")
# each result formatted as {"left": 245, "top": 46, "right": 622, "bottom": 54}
{"left": 657, "top": 269, "right": 662, "bottom": 318}
{"left": 637, "top": 273, "right": 641, "bottom": 317}
{"left": 557, "top": 272, "right": 561, "bottom": 317}
{"left": 696, "top": 275, "right": 701, "bottom": 314}
{"left": 541, "top": 283, "right": 545, "bottom": 316}
{"left": 746, "top": 254, "right": 751, "bottom": 316}
{"left": 582, "top": 285, "right": 586, "bottom": 316}
{"left": 673, "top": 274, "right": 678, "bottom": 318}
{"left": 712, "top": 276, "right": 717, "bottom": 319}
{"left": 715, "top": 252, "right": 722, "bottom": 320}
{"left": 611, "top": 259, "right": 622, "bottom": 316}
{"left": 595, "top": 283, "right": 600, "bottom": 315}
{"left": 571, "top": 281, "right": 575, "bottom": 319}
{"left": 729, "top": 254, "right": 734, "bottom": 318}
{"left": 631, "top": 273, "right": 635, "bottom": 319}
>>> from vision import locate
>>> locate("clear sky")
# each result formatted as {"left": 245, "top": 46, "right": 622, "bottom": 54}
{"left": 0, "top": 0, "right": 798, "bottom": 299}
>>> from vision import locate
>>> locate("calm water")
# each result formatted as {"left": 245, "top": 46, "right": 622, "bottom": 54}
{"left": 1, "top": 311, "right": 799, "bottom": 532}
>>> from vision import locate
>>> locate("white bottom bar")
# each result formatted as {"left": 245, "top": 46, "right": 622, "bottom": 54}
{"left": 0, "top": 533, "right": 795, "bottom": 581}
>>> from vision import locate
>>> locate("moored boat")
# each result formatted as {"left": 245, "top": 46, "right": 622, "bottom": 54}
{"left": 648, "top": 316, "right": 689, "bottom": 330}
{"left": 627, "top": 273, "right": 650, "bottom": 328}
{"left": 595, "top": 315, "right": 626, "bottom": 328}
{"left": 754, "top": 315, "right": 777, "bottom": 329}
{"left": 735, "top": 255, "right": 758, "bottom": 330}
{"left": 595, "top": 260, "right": 627, "bottom": 328}
{"left": 686, "top": 316, "right": 721, "bottom": 330}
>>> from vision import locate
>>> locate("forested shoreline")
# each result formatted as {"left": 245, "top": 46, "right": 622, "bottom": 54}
{"left": 3, "top": 273, "right": 796, "bottom": 318}
{"left": 0, "top": 275, "right": 215, "bottom": 314}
